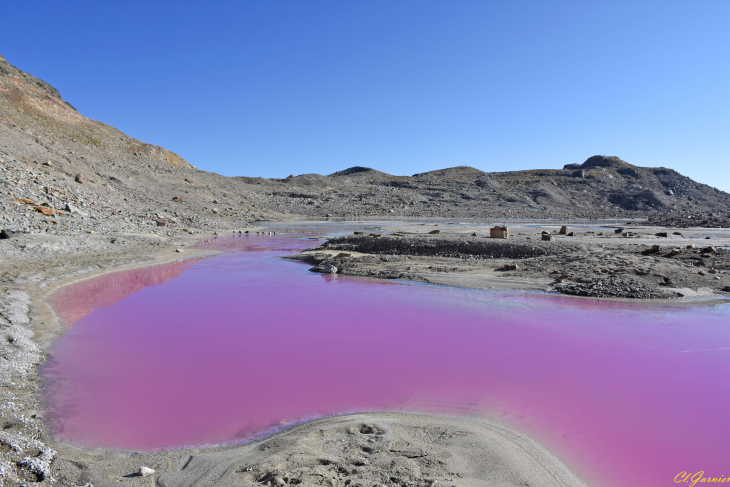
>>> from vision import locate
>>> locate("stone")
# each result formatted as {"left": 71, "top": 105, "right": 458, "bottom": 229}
{"left": 34, "top": 206, "right": 54, "bottom": 216}
{"left": 702, "top": 246, "right": 717, "bottom": 253}
{"left": 471, "top": 232, "right": 477, "bottom": 237}
{"left": 614, "top": 228, "right": 623, "bottom": 234}
{"left": 14, "top": 198, "right": 35, "bottom": 205}
{"left": 176, "top": 249, "right": 184, "bottom": 253}
{"left": 212, "top": 208, "right": 219, "bottom": 214}
{"left": 673, "top": 232, "right": 682, "bottom": 236}
{"left": 542, "top": 234, "right": 554, "bottom": 241}
{"left": 370, "top": 233, "right": 381, "bottom": 237}
{"left": 686, "top": 244, "right": 695, "bottom": 249}
{"left": 698, "top": 271, "right": 706, "bottom": 276}
{"left": 155, "top": 220, "right": 167, "bottom": 227}
{"left": 0, "top": 229, "right": 19, "bottom": 239}
{"left": 428, "top": 229, "right": 441, "bottom": 234}
{"left": 567, "top": 232, "right": 574, "bottom": 236}
{"left": 669, "top": 249, "right": 679, "bottom": 256}
{"left": 43, "top": 160, "right": 53, "bottom": 166}
{"left": 64, "top": 203, "right": 81, "bottom": 214}
{"left": 353, "top": 231, "right": 364, "bottom": 235}
{"left": 490, "top": 225, "right": 509, "bottom": 239}
{"left": 74, "top": 173, "right": 84, "bottom": 184}
{"left": 655, "top": 232, "right": 668, "bottom": 237}
{"left": 708, "top": 269, "right": 717, "bottom": 274}
{"left": 310, "top": 263, "right": 337, "bottom": 274}
{"left": 721, "top": 286, "right": 730, "bottom": 293}
{"left": 503, "top": 264, "right": 518, "bottom": 271}
{"left": 333, "top": 253, "right": 351, "bottom": 259}
{"left": 559, "top": 225, "right": 568, "bottom": 235}
{"left": 139, "top": 466, "right": 155, "bottom": 477}
{"left": 172, "top": 196, "right": 184, "bottom": 202}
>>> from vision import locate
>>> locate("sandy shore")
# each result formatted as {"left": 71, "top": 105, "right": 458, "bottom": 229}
{"left": 288, "top": 222, "right": 730, "bottom": 301}
{"left": 7, "top": 220, "right": 728, "bottom": 486}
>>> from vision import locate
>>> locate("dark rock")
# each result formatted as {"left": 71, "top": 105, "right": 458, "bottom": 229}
{"left": 74, "top": 173, "right": 84, "bottom": 184}
{"left": 0, "top": 229, "right": 19, "bottom": 239}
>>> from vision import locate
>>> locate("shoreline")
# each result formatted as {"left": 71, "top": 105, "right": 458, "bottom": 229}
{"left": 288, "top": 221, "right": 730, "bottom": 301}
{"left": 2, "top": 222, "right": 727, "bottom": 485}
{"left": 0, "top": 228, "right": 587, "bottom": 486}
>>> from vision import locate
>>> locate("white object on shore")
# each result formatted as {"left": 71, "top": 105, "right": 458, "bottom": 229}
{"left": 176, "top": 248, "right": 184, "bottom": 253}
{"left": 139, "top": 466, "right": 155, "bottom": 477}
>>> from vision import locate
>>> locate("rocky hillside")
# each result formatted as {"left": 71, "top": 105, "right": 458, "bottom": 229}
{"left": 1, "top": 54, "right": 729, "bottom": 240}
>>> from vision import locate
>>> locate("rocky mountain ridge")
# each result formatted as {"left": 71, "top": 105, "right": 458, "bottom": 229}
{"left": 1, "top": 54, "right": 729, "bottom": 241}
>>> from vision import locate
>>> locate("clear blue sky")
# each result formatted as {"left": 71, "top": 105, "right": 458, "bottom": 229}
{"left": 2, "top": 1, "right": 729, "bottom": 191}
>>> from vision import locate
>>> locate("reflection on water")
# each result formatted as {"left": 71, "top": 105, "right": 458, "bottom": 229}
{"left": 49, "top": 258, "right": 203, "bottom": 327}
{"left": 43, "top": 235, "right": 730, "bottom": 487}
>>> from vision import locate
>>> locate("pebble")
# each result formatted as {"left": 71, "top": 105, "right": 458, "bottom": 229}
{"left": 139, "top": 466, "right": 155, "bottom": 477}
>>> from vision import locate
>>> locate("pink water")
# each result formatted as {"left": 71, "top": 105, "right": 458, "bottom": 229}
{"left": 44, "top": 236, "right": 730, "bottom": 486}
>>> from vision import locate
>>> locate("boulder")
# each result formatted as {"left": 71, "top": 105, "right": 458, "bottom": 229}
{"left": 0, "top": 229, "right": 19, "bottom": 239}
{"left": 503, "top": 264, "right": 518, "bottom": 271}
{"left": 541, "top": 234, "right": 554, "bottom": 241}
{"left": 490, "top": 225, "right": 509, "bottom": 239}
{"left": 74, "top": 173, "right": 84, "bottom": 184}
{"left": 64, "top": 203, "right": 81, "bottom": 214}
{"left": 310, "top": 263, "right": 337, "bottom": 274}
{"left": 614, "top": 228, "right": 624, "bottom": 234}
{"left": 559, "top": 225, "right": 568, "bottom": 235}
{"left": 139, "top": 467, "right": 155, "bottom": 477}
{"left": 34, "top": 206, "right": 54, "bottom": 216}
{"left": 655, "top": 232, "right": 668, "bottom": 237}
{"left": 428, "top": 229, "right": 441, "bottom": 234}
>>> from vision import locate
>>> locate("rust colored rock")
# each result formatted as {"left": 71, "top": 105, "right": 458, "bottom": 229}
{"left": 503, "top": 264, "right": 518, "bottom": 271}
{"left": 333, "top": 253, "right": 351, "bottom": 259}
{"left": 428, "top": 229, "right": 441, "bottom": 234}
{"left": 34, "top": 206, "right": 54, "bottom": 216}
{"left": 559, "top": 225, "right": 568, "bottom": 235}
{"left": 354, "top": 231, "right": 364, "bottom": 235}
{"left": 14, "top": 198, "right": 35, "bottom": 205}
{"left": 490, "top": 226, "right": 509, "bottom": 239}
{"left": 172, "top": 196, "right": 184, "bottom": 202}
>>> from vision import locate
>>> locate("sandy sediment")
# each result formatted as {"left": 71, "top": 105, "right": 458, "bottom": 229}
{"left": 289, "top": 222, "right": 730, "bottom": 300}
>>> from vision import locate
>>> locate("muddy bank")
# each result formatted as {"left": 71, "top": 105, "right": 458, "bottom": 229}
{"left": 291, "top": 224, "right": 730, "bottom": 300}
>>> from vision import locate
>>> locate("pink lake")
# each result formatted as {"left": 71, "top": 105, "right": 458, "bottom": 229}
{"left": 43, "top": 235, "right": 730, "bottom": 487}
